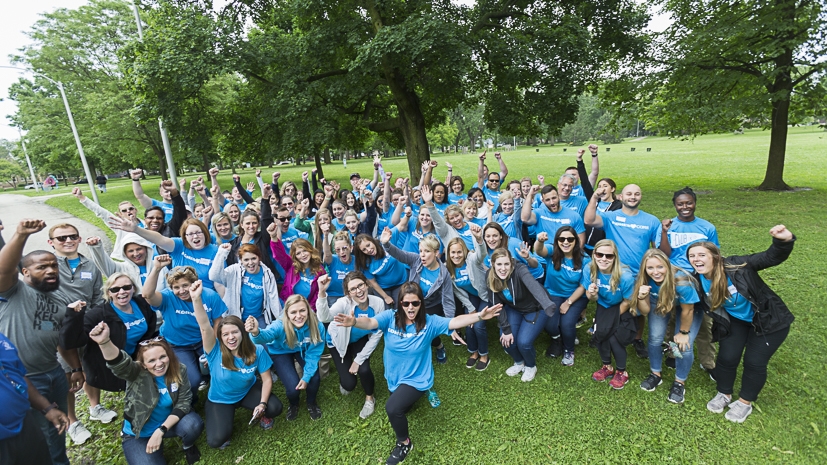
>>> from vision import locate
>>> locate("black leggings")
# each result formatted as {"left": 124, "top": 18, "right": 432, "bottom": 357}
{"left": 331, "top": 336, "right": 375, "bottom": 396}
{"left": 597, "top": 335, "right": 628, "bottom": 371}
{"left": 715, "top": 317, "right": 789, "bottom": 402}
{"left": 204, "top": 380, "right": 283, "bottom": 448}
{"left": 426, "top": 304, "right": 444, "bottom": 348}
{"left": 385, "top": 384, "right": 425, "bottom": 442}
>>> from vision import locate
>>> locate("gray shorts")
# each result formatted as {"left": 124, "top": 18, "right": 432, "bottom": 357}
{"left": 56, "top": 346, "right": 86, "bottom": 374}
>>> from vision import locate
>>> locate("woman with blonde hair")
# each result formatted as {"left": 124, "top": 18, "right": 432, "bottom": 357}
{"left": 581, "top": 239, "right": 636, "bottom": 389}
{"left": 631, "top": 249, "right": 700, "bottom": 404}
{"left": 322, "top": 230, "right": 357, "bottom": 307}
{"left": 313, "top": 208, "right": 337, "bottom": 259}
{"left": 248, "top": 295, "right": 326, "bottom": 421}
{"left": 209, "top": 212, "right": 236, "bottom": 245}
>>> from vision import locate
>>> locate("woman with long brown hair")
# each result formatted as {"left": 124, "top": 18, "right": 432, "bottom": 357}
{"left": 268, "top": 223, "right": 326, "bottom": 310}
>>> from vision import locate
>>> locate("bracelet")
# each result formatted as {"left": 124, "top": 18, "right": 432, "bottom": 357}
{"left": 70, "top": 367, "right": 83, "bottom": 373}
{"left": 679, "top": 329, "right": 690, "bottom": 335}
{"left": 41, "top": 402, "right": 59, "bottom": 415}
{"left": 132, "top": 178, "right": 140, "bottom": 182}
{"left": 591, "top": 153, "right": 598, "bottom": 158}
{"left": 258, "top": 401, "right": 267, "bottom": 407}
{"left": 99, "top": 339, "right": 111, "bottom": 345}
{"left": 565, "top": 300, "right": 572, "bottom": 305}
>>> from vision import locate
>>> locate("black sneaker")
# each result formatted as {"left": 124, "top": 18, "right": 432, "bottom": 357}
{"left": 665, "top": 356, "right": 676, "bottom": 369}
{"left": 307, "top": 403, "right": 322, "bottom": 421}
{"left": 640, "top": 373, "right": 663, "bottom": 392}
{"left": 286, "top": 404, "right": 299, "bottom": 421}
{"left": 386, "top": 439, "right": 413, "bottom": 465}
{"left": 705, "top": 366, "right": 716, "bottom": 382}
{"left": 668, "top": 381, "right": 686, "bottom": 404}
{"left": 545, "top": 337, "right": 562, "bottom": 358}
{"left": 633, "top": 339, "right": 648, "bottom": 359}
{"left": 185, "top": 445, "right": 201, "bottom": 464}
{"left": 465, "top": 356, "right": 478, "bottom": 369}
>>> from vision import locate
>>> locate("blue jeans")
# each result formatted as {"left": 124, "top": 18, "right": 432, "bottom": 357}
{"left": 121, "top": 411, "right": 204, "bottom": 465}
{"left": 502, "top": 305, "right": 548, "bottom": 368}
{"left": 544, "top": 295, "right": 588, "bottom": 352}
{"left": 464, "top": 294, "right": 489, "bottom": 356}
{"left": 647, "top": 307, "right": 703, "bottom": 382}
{"left": 270, "top": 352, "right": 321, "bottom": 406}
{"left": 26, "top": 365, "right": 69, "bottom": 465}
{"left": 172, "top": 343, "right": 205, "bottom": 402}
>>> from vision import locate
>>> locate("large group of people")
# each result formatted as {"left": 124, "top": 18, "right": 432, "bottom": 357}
{"left": 0, "top": 148, "right": 797, "bottom": 465}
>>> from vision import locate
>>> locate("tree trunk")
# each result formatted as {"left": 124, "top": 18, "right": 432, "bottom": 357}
{"left": 314, "top": 149, "right": 325, "bottom": 179}
{"left": 758, "top": 97, "right": 791, "bottom": 190}
{"left": 323, "top": 146, "right": 331, "bottom": 164}
{"left": 201, "top": 152, "right": 210, "bottom": 173}
{"left": 157, "top": 152, "right": 167, "bottom": 180}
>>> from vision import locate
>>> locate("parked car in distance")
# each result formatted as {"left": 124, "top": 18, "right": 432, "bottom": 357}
{"left": 74, "top": 178, "right": 87, "bottom": 184}
{"left": 24, "top": 182, "right": 44, "bottom": 189}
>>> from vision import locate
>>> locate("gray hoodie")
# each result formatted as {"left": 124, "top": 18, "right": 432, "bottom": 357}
{"left": 86, "top": 232, "right": 167, "bottom": 296}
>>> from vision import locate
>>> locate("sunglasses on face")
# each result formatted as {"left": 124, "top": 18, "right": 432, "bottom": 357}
{"left": 108, "top": 284, "right": 134, "bottom": 293}
{"left": 138, "top": 336, "right": 165, "bottom": 346}
{"left": 51, "top": 234, "right": 79, "bottom": 242}
{"left": 277, "top": 217, "right": 291, "bottom": 222}
{"left": 557, "top": 236, "right": 576, "bottom": 243}
{"left": 594, "top": 252, "right": 615, "bottom": 259}
{"left": 401, "top": 300, "right": 421, "bottom": 308}
{"left": 120, "top": 207, "right": 137, "bottom": 213}
{"left": 282, "top": 202, "right": 294, "bottom": 207}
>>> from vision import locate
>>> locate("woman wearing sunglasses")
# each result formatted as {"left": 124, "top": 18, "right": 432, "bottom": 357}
{"left": 582, "top": 239, "right": 636, "bottom": 389}
{"left": 61, "top": 273, "right": 159, "bottom": 402}
{"left": 335, "top": 282, "right": 501, "bottom": 465}
{"left": 488, "top": 248, "right": 557, "bottom": 382}
{"left": 534, "top": 226, "right": 590, "bottom": 366}
{"left": 88, "top": 321, "right": 203, "bottom": 464}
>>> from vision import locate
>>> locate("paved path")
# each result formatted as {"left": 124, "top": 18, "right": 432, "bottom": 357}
{"left": 0, "top": 194, "right": 112, "bottom": 256}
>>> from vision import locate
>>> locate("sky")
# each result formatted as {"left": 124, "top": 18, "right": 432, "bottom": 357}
{"left": 0, "top": 1, "right": 671, "bottom": 143}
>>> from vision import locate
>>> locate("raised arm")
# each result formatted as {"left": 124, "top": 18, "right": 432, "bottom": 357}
{"left": 422, "top": 160, "right": 437, "bottom": 187}
{"left": 444, "top": 162, "right": 453, "bottom": 185}
{"left": 189, "top": 280, "right": 216, "bottom": 354}
{"left": 520, "top": 185, "right": 539, "bottom": 225}
{"left": 382, "top": 172, "right": 393, "bottom": 215}
{"left": 74, "top": 188, "right": 115, "bottom": 225}
{"left": 533, "top": 232, "right": 550, "bottom": 257}
{"left": 494, "top": 152, "right": 508, "bottom": 179}
{"left": 0, "top": 219, "right": 45, "bottom": 292}
{"left": 576, "top": 149, "right": 595, "bottom": 198}
{"left": 380, "top": 228, "right": 418, "bottom": 267}
{"left": 85, "top": 237, "right": 121, "bottom": 277}
{"left": 209, "top": 244, "right": 234, "bottom": 286}
{"left": 584, "top": 189, "right": 604, "bottom": 229}
{"left": 448, "top": 303, "right": 502, "bottom": 331}
{"left": 163, "top": 181, "right": 186, "bottom": 238}
{"left": 130, "top": 169, "right": 154, "bottom": 210}
{"left": 740, "top": 225, "right": 795, "bottom": 271}
{"left": 109, "top": 215, "right": 175, "bottom": 252}
{"left": 233, "top": 175, "right": 255, "bottom": 205}
{"left": 586, "top": 143, "right": 600, "bottom": 187}
{"left": 476, "top": 152, "right": 486, "bottom": 189}
{"left": 141, "top": 255, "right": 170, "bottom": 307}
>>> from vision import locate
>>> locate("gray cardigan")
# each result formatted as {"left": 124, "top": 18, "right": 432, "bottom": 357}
{"left": 209, "top": 245, "right": 282, "bottom": 324}
{"left": 383, "top": 242, "right": 456, "bottom": 318}
{"left": 316, "top": 294, "right": 385, "bottom": 364}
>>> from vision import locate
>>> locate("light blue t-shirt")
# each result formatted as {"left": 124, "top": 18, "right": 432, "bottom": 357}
{"left": 362, "top": 254, "right": 408, "bottom": 289}
{"left": 561, "top": 195, "right": 588, "bottom": 218}
{"left": 349, "top": 305, "right": 378, "bottom": 343}
{"left": 448, "top": 192, "right": 467, "bottom": 205}
{"left": 419, "top": 266, "right": 441, "bottom": 295}
{"left": 580, "top": 267, "right": 635, "bottom": 308}
{"left": 402, "top": 229, "right": 443, "bottom": 255}
{"left": 157, "top": 288, "right": 227, "bottom": 346}
{"left": 532, "top": 205, "right": 586, "bottom": 241}
{"left": 666, "top": 217, "right": 719, "bottom": 273}
{"left": 493, "top": 212, "right": 519, "bottom": 239}
{"left": 482, "top": 187, "right": 502, "bottom": 211}
{"left": 453, "top": 264, "right": 478, "bottom": 297}
{"left": 170, "top": 238, "right": 219, "bottom": 290}
{"left": 122, "top": 376, "right": 172, "bottom": 437}
{"left": 375, "top": 311, "right": 452, "bottom": 392}
{"left": 151, "top": 199, "right": 175, "bottom": 223}
{"left": 278, "top": 227, "right": 309, "bottom": 255}
{"left": 596, "top": 210, "right": 661, "bottom": 275}
{"left": 571, "top": 184, "right": 584, "bottom": 198}
{"left": 326, "top": 256, "right": 356, "bottom": 298}
{"left": 240, "top": 269, "right": 264, "bottom": 321}
{"left": 111, "top": 301, "right": 148, "bottom": 355}
{"left": 67, "top": 257, "right": 81, "bottom": 272}
{"left": 292, "top": 269, "right": 315, "bottom": 298}
{"left": 700, "top": 275, "right": 754, "bottom": 322}
{"left": 545, "top": 255, "right": 590, "bottom": 298}
{"left": 648, "top": 270, "right": 700, "bottom": 308}
{"left": 455, "top": 224, "right": 476, "bottom": 252}
{"left": 206, "top": 343, "right": 272, "bottom": 404}
{"left": 137, "top": 265, "right": 149, "bottom": 286}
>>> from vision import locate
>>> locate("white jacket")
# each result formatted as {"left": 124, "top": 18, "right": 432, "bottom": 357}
{"left": 87, "top": 233, "right": 167, "bottom": 296}
{"left": 81, "top": 197, "right": 138, "bottom": 261}
{"left": 208, "top": 246, "right": 281, "bottom": 324}
{"left": 316, "top": 294, "right": 384, "bottom": 365}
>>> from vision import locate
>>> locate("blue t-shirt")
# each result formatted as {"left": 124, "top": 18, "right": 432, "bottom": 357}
{"left": 293, "top": 269, "right": 315, "bottom": 298}
{"left": 0, "top": 333, "right": 29, "bottom": 440}
{"left": 648, "top": 270, "right": 700, "bottom": 308}
{"left": 111, "top": 301, "right": 148, "bottom": 355}
{"left": 170, "top": 238, "right": 219, "bottom": 290}
{"left": 331, "top": 217, "right": 345, "bottom": 231}
{"left": 493, "top": 212, "right": 519, "bottom": 239}
{"left": 240, "top": 269, "right": 264, "bottom": 321}
{"left": 151, "top": 199, "right": 175, "bottom": 223}
{"left": 157, "top": 288, "right": 227, "bottom": 346}
{"left": 483, "top": 237, "right": 545, "bottom": 280}
{"left": 468, "top": 217, "right": 487, "bottom": 228}
{"left": 571, "top": 184, "right": 584, "bottom": 198}
{"left": 580, "top": 267, "right": 635, "bottom": 307}
{"left": 137, "top": 265, "right": 148, "bottom": 286}
{"left": 67, "top": 257, "right": 81, "bottom": 272}
{"left": 545, "top": 255, "right": 590, "bottom": 298}
{"left": 362, "top": 254, "right": 408, "bottom": 289}
{"left": 123, "top": 376, "right": 172, "bottom": 437}
{"left": 419, "top": 266, "right": 441, "bottom": 295}
{"left": 448, "top": 192, "right": 467, "bottom": 205}
{"left": 596, "top": 210, "right": 661, "bottom": 275}
{"left": 325, "top": 256, "right": 356, "bottom": 297}
{"left": 700, "top": 275, "right": 754, "bottom": 322}
{"left": 502, "top": 288, "right": 514, "bottom": 303}
{"left": 532, "top": 205, "right": 586, "bottom": 241}
{"left": 280, "top": 227, "right": 309, "bottom": 255}
{"left": 206, "top": 343, "right": 272, "bottom": 404}
{"left": 349, "top": 305, "right": 378, "bottom": 343}
{"left": 432, "top": 202, "right": 450, "bottom": 217}
{"left": 402, "top": 229, "right": 443, "bottom": 255}
{"left": 666, "top": 217, "right": 719, "bottom": 273}
{"left": 453, "top": 264, "right": 478, "bottom": 297}
{"left": 482, "top": 187, "right": 502, "bottom": 211}
{"left": 455, "top": 224, "right": 476, "bottom": 252}
{"left": 374, "top": 311, "right": 452, "bottom": 392}
{"left": 561, "top": 195, "right": 588, "bottom": 218}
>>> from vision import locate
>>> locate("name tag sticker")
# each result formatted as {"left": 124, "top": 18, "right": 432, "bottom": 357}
{"left": 616, "top": 216, "right": 627, "bottom": 223}
{"left": 727, "top": 285, "right": 738, "bottom": 295}
{"left": 80, "top": 272, "right": 93, "bottom": 280}
{"left": 170, "top": 383, "right": 178, "bottom": 392}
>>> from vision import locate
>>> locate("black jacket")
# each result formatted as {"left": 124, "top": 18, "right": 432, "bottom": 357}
{"left": 577, "top": 159, "right": 621, "bottom": 249}
{"left": 488, "top": 261, "right": 556, "bottom": 335}
{"left": 60, "top": 295, "right": 158, "bottom": 392}
{"left": 226, "top": 193, "right": 279, "bottom": 279}
{"left": 693, "top": 236, "right": 795, "bottom": 339}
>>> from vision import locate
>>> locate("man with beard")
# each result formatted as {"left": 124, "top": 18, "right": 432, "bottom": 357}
{"left": 0, "top": 219, "right": 81, "bottom": 465}
{"left": 521, "top": 185, "right": 586, "bottom": 246}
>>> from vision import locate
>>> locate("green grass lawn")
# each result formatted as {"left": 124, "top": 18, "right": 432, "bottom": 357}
{"left": 41, "top": 126, "right": 827, "bottom": 464}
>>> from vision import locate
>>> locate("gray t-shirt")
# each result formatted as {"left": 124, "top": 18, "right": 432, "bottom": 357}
{"left": 0, "top": 280, "right": 70, "bottom": 375}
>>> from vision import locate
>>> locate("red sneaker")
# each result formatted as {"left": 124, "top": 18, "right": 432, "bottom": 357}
{"left": 592, "top": 365, "right": 615, "bottom": 382}
{"left": 609, "top": 370, "right": 630, "bottom": 390}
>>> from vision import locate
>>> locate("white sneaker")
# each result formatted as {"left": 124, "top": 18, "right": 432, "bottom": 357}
{"left": 359, "top": 398, "right": 375, "bottom": 419}
{"left": 89, "top": 404, "right": 117, "bottom": 423}
{"left": 521, "top": 366, "right": 537, "bottom": 382}
{"left": 505, "top": 363, "right": 525, "bottom": 377}
{"left": 68, "top": 421, "right": 92, "bottom": 445}
{"left": 339, "top": 384, "right": 351, "bottom": 396}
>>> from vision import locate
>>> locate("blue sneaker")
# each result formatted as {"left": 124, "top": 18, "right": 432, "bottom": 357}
{"left": 427, "top": 388, "right": 441, "bottom": 408}
{"left": 436, "top": 346, "right": 447, "bottom": 364}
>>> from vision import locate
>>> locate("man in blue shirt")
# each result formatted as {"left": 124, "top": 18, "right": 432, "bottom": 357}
{"left": 475, "top": 151, "right": 509, "bottom": 211}
{"left": 557, "top": 174, "right": 588, "bottom": 218}
{"left": 520, "top": 185, "right": 586, "bottom": 245}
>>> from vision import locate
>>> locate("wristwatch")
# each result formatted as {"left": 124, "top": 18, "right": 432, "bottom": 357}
{"left": 41, "top": 402, "right": 59, "bottom": 416}
{"left": 158, "top": 425, "right": 168, "bottom": 434}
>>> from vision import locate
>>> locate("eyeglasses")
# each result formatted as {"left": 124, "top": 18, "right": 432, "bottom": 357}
{"left": 557, "top": 237, "right": 576, "bottom": 243}
{"left": 185, "top": 231, "right": 204, "bottom": 238}
{"left": 108, "top": 284, "right": 134, "bottom": 293}
{"left": 594, "top": 252, "right": 616, "bottom": 259}
{"left": 347, "top": 283, "right": 367, "bottom": 294}
{"left": 51, "top": 234, "right": 79, "bottom": 242}
{"left": 120, "top": 207, "right": 137, "bottom": 213}
{"left": 401, "top": 300, "right": 421, "bottom": 308}
{"left": 277, "top": 217, "right": 291, "bottom": 222}
{"left": 138, "top": 336, "right": 165, "bottom": 346}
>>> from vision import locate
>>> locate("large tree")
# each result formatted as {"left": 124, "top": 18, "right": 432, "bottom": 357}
{"left": 607, "top": 0, "right": 827, "bottom": 190}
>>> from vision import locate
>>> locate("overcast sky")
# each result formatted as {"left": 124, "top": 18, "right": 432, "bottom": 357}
{"left": 0, "top": 1, "right": 671, "bottom": 143}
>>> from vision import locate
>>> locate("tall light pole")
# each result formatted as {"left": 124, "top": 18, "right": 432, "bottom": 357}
{"left": 1, "top": 65, "right": 99, "bottom": 203}
{"left": 17, "top": 127, "right": 39, "bottom": 192}
{"left": 131, "top": 1, "right": 178, "bottom": 186}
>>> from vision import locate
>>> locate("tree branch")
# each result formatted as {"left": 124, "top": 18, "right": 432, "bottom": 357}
{"left": 471, "top": 9, "right": 528, "bottom": 33}
{"left": 368, "top": 118, "right": 399, "bottom": 132}
{"left": 305, "top": 69, "right": 349, "bottom": 83}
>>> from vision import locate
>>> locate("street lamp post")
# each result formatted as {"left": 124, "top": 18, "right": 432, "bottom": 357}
{"left": 17, "top": 127, "right": 39, "bottom": 192}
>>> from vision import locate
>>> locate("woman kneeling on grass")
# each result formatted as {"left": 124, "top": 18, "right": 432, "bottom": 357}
{"left": 630, "top": 249, "right": 700, "bottom": 404}
{"left": 689, "top": 225, "right": 795, "bottom": 423}
{"left": 335, "top": 282, "right": 501, "bottom": 465}
{"left": 190, "top": 281, "right": 282, "bottom": 449}
{"left": 89, "top": 323, "right": 203, "bottom": 464}
{"left": 248, "top": 295, "right": 326, "bottom": 421}
{"left": 583, "top": 239, "right": 636, "bottom": 390}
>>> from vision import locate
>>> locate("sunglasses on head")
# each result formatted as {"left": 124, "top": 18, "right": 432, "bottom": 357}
{"left": 138, "top": 336, "right": 165, "bottom": 346}
{"left": 108, "top": 284, "right": 134, "bottom": 293}
{"left": 51, "top": 234, "right": 79, "bottom": 242}
{"left": 401, "top": 300, "right": 421, "bottom": 308}
{"left": 594, "top": 252, "right": 615, "bottom": 259}
{"left": 557, "top": 236, "right": 576, "bottom": 243}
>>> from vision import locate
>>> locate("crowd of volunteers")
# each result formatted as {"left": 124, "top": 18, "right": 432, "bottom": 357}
{"left": 0, "top": 148, "right": 796, "bottom": 465}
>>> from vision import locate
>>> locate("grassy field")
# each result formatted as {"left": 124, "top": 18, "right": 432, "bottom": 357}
{"left": 31, "top": 126, "right": 827, "bottom": 464}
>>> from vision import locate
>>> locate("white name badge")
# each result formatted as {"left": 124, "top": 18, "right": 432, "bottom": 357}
{"left": 81, "top": 271, "right": 93, "bottom": 280}
{"left": 727, "top": 284, "right": 738, "bottom": 295}
{"left": 170, "top": 383, "right": 178, "bottom": 392}
{"left": 616, "top": 216, "right": 627, "bottom": 223}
